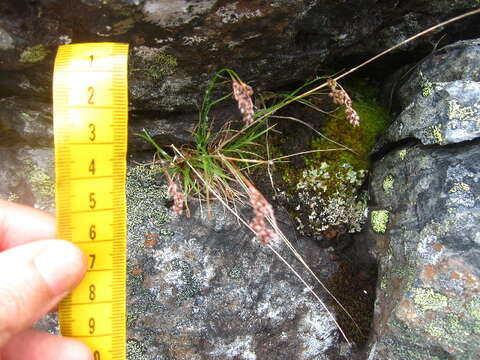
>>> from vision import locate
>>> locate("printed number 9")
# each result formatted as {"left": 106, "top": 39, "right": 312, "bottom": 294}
{"left": 88, "top": 318, "right": 95, "bottom": 334}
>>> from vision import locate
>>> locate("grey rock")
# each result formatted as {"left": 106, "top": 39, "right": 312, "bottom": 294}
{"left": 0, "top": 27, "right": 14, "bottom": 50}
{"left": 378, "top": 80, "right": 480, "bottom": 147}
{"left": 0, "top": 148, "right": 28, "bottom": 203}
{"left": 0, "top": 0, "right": 478, "bottom": 111}
{"left": 368, "top": 143, "right": 480, "bottom": 360}
{"left": 0, "top": 96, "right": 199, "bottom": 154}
{"left": 0, "top": 70, "right": 51, "bottom": 99}
{"left": 142, "top": 0, "right": 217, "bottom": 27}
{"left": 6, "top": 156, "right": 355, "bottom": 359}
{"left": 395, "top": 39, "right": 480, "bottom": 112}
{"left": 0, "top": 97, "right": 53, "bottom": 148}
{"left": 367, "top": 38, "right": 480, "bottom": 360}
{"left": 0, "top": 145, "right": 55, "bottom": 212}
{"left": 125, "top": 163, "right": 351, "bottom": 359}
{"left": 17, "top": 147, "right": 55, "bottom": 210}
{"left": 129, "top": 104, "right": 240, "bottom": 151}
{"left": 128, "top": 111, "right": 197, "bottom": 152}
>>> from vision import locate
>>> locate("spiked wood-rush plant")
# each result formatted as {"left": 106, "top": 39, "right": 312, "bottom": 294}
{"left": 139, "top": 7, "right": 480, "bottom": 345}
{"left": 140, "top": 67, "right": 361, "bottom": 343}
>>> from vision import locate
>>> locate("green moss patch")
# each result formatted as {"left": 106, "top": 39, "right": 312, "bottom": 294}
{"left": 309, "top": 98, "right": 390, "bottom": 171}
{"left": 274, "top": 78, "right": 390, "bottom": 236}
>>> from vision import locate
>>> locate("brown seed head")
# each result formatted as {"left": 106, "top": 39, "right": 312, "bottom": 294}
{"left": 168, "top": 179, "right": 184, "bottom": 215}
{"left": 328, "top": 79, "right": 360, "bottom": 127}
{"left": 248, "top": 185, "right": 276, "bottom": 244}
{"left": 232, "top": 79, "right": 255, "bottom": 126}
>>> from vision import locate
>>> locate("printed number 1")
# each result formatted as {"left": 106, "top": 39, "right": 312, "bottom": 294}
{"left": 93, "top": 351, "right": 100, "bottom": 360}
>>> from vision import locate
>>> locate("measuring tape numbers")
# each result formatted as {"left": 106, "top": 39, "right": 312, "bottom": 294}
{"left": 53, "top": 43, "right": 128, "bottom": 360}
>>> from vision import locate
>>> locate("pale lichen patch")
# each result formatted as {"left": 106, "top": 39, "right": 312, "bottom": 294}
{"left": 20, "top": 45, "right": 49, "bottom": 63}
{"left": 426, "top": 124, "right": 444, "bottom": 144}
{"left": 22, "top": 159, "right": 54, "bottom": 210}
{"left": 383, "top": 174, "right": 395, "bottom": 194}
{"left": 371, "top": 210, "right": 389, "bottom": 233}
{"left": 447, "top": 99, "right": 478, "bottom": 121}
{"left": 449, "top": 182, "right": 471, "bottom": 193}
{"left": 412, "top": 288, "right": 448, "bottom": 312}
{"left": 418, "top": 71, "right": 433, "bottom": 97}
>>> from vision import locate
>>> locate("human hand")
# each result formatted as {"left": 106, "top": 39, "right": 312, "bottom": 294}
{"left": 0, "top": 200, "right": 92, "bottom": 360}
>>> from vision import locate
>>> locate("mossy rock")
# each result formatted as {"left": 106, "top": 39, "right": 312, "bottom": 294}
{"left": 275, "top": 78, "right": 390, "bottom": 236}
{"left": 309, "top": 98, "right": 390, "bottom": 172}
{"left": 131, "top": 46, "right": 178, "bottom": 83}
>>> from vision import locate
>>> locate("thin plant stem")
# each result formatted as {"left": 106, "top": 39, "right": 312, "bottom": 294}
{"left": 334, "top": 8, "right": 480, "bottom": 84}
{"left": 270, "top": 115, "right": 359, "bottom": 155}
{"left": 172, "top": 144, "right": 352, "bottom": 344}
{"left": 256, "top": 9, "right": 480, "bottom": 122}
{"left": 271, "top": 148, "right": 347, "bottom": 161}
{"left": 220, "top": 156, "right": 361, "bottom": 339}
{"left": 267, "top": 243, "right": 351, "bottom": 345}
{"left": 267, "top": 216, "right": 363, "bottom": 337}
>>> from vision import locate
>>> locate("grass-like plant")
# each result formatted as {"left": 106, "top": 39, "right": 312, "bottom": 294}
{"left": 139, "top": 68, "right": 349, "bottom": 216}
{"left": 139, "top": 8, "right": 480, "bottom": 345}
{"left": 140, "top": 69, "right": 274, "bottom": 214}
{"left": 140, "top": 67, "right": 362, "bottom": 343}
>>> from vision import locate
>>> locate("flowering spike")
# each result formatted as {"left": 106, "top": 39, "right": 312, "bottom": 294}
{"left": 232, "top": 79, "right": 255, "bottom": 126}
{"left": 167, "top": 179, "right": 184, "bottom": 215}
{"left": 248, "top": 184, "right": 276, "bottom": 244}
{"left": 328, "top": 79, "right": 360, "bottom": 127}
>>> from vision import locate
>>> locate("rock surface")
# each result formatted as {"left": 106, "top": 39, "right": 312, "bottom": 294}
{"left": 394, "top": 39, "right": 480, "bottom": 112}
{"left": 125, "top": 163, "right": 351, "bottom": 359}
{"left": 0, "top": 146, "right": 55, "bottom": 212}
{"left": 367, "top": 39, "right": 480, "bottom": 360}
{"left": 378, "top": 80, "right": 480, "bottom": 147}
{"left": 1, "top": 0, "right": 479, "bottom": 112}
{"left": 0, "top": 97, "right": 53, "bottom": 147}
{"left": 1, "top": 2, "right": 480, "bottom": 359}
{"left": 377, "top": 39, "right": 480, "bottom": 149}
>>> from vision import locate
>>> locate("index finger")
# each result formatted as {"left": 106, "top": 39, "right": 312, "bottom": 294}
{"left": 0, "top": 200, "right": 56, "bottom": 251}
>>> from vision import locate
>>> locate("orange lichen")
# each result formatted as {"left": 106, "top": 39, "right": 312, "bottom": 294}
{"left": 451, "top": 272, "right": 461, "bottom": 280}
{"left": 144, "top": 239, "right": 157, "bottom": 247}
{"left": 422, "top": 265, "right": 437, "bottom": 280}
{"left": 132, "top": 267, "right": 143, "bottom": 276}
{"left": 431, "top": 243, "right": 444, "bottom": 252}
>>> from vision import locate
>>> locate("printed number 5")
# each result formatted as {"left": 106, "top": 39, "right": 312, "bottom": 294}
{"left": 89, "top": 192, "right": 96, "bottom": 209}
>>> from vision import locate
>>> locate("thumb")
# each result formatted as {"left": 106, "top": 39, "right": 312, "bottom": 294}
{"left": 0, "top": 240, "right": 86, "bottom": 346}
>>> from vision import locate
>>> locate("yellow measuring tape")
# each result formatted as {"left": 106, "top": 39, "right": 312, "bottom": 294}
{"left": 53, "top": 43, "right": 128, "bottom": 360}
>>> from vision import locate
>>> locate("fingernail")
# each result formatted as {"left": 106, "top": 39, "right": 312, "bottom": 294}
{"left": 34, "top": 241, "right": 86, "bottom": 295}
